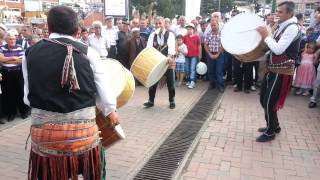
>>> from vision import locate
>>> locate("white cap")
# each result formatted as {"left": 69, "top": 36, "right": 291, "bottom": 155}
{"left": 185, "top": 23, "right": 195, "bottom": 29}
{"left": 131, "top": 27, "right": 140, "bottom": 32}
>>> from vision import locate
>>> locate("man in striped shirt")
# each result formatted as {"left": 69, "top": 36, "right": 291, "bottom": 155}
{"left": 0, "top": 32, "right": 30, "bottom": 122}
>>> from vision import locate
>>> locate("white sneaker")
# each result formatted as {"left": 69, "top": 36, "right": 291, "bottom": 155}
{"left": 186, "top": 82, "right": 191, "bottom": 86}
{"left": 188, "top": 81, "right": 195, "bottom": 89}
{"left": 250, "top": 86, "right": 256, "bottom": 91}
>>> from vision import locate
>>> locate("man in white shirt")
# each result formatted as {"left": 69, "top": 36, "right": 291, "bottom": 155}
{"left": 256, "top": 1, "right": 300, "bottom": 142}
{"left": 102, "top": 16, "right": 118, "bottom": 59}
{"left": 144, "top": 16, "right": 176, "bottom": 109}
{"left": 174, "top": 16, "right": 187, "bottom": 36}
{"left": 88, "top": 21, "right": 109, "bottom": 58}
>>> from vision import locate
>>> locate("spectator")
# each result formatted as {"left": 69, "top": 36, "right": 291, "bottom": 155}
{"left": 175, "top": 35, "right": 188, "bottom": 87}
{"left": 309, "top": 48, "right": 320, "bottom": 108}
{"left": 88, "top": 21, "right": 109, "bottom": 58}
{"left": 128, "top": 27, "right": 146, "bottom": 68}
{"left": 0, "top": 32, "right": 30, "bottom": 122}
{"left": 204, "top": 19, "right": 224, "bottom": 93}
{"left": 116, "top": 19, "right": 123, "bottom": 31}
{"left": 117, "top": 20, "right": 130, "bottom": 69}
{"left": 27, "top": 34, "right": 41, "bottom": 46}
{"left": 175, "top": 16, "right": 187, "bottom": 36}
{"left": 17, "top": 25, "right": 31, "bottom": 50}
{"left": 102, "top": 16, "right": 118, "bottom": 59}
{"left": 140, "top": 17, "right": 155, "bottom": 40}
{"left": 80, "top": 27, "right": 89, "bottom": 45}
{"left": 184, "top": 23, "right": 201, "bottom": 89}
{"left": 294, "top": 42, "right": 317, "bottom": 96}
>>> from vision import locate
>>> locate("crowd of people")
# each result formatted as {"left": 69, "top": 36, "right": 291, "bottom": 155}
{"left": 0, "top": 4, "right": 319, "bottom": 123}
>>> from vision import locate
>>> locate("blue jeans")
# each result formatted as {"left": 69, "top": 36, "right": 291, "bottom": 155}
{"left": 207, "top": 53, "right": 224, "bottom": 88}
{"left": 185, "top": 56, "right": 198, "bottom": 82}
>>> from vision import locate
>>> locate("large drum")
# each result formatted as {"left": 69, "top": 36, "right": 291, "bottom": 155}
{"left": 130, "top": 47, "right": 168, "bottom": 88}
{"left": 221, "top": 13, "right": 267, "bottom": 62}
{"left": 100, "top": 59, "right": 135, "bottom": 108}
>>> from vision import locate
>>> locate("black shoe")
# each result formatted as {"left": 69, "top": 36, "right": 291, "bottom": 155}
{"left": 143, "top": 101, "right": 154, "bottom": 108}
{"left": 0, "top": 120, "right": 5, "bottom": 124}
{"left": 244, "top": 89, "right": 250, "bottom": 94}
{"left": 234, "top": 88, "right": 242, "bottom": 92}
{"left": 208, "top": 85, "right": 215, "bottom": 90}
{"left": 218, "top": 87, "right": 225, "bottom": 93}
{"left": 169, "top": 102, "right": 176, "bottom": 109}
{"left": 258, "top": 127, "right": 281, "bottom": 133}
{"left": 21, "top": 112, "right": 30, "bottom": 119}
{"left": 7, "top": 115, "right": 15, "bottom": 122}
{"left": 256, "top": 133, "right": 275, "bottom": 142}
{"left": 309, "top": 102, "right": 317, "bottom": 108}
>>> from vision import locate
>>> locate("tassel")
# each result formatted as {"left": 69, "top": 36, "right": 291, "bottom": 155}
{"left": 274, "top": 75, "right": 292, "bottom": 111}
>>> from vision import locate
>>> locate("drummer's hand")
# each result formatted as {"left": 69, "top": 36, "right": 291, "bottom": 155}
{"left": 256, "top": 26, "right": 269, "bottom": 40}
{"left": 107, "top": 111, "right": 119, "bottom": 128}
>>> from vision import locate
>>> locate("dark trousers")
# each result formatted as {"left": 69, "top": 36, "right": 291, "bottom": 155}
{"left": 224, "top": 52, "right": 233, "bottom": 82}
{"left": 207, "top": 53, "right": 224, "bottom": 88}
{"left": 234, "top": 60, "right": 253, "bottom": 90}
{"left": 148, "top": 69, "right": 175, "bottom": 103}
{"left": 260, "top": 72, "right": 282, "bottom": 135}
{"left": 107, "top": 45, "right": 117, "bottom": 59}
{"left": 1, "top": 68, "right": 29, "bottom": 116}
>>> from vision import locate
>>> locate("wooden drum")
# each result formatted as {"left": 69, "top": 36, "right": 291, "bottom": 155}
{"left": 130, "top": 47, "right": 168, "bottom": 88}
{"left": 221, "top": 13, "right": 268, "bottom": 62}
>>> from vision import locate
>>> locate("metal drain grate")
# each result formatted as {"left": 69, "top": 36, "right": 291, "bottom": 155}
{"left": 134, "top": 90, "right": 221, "bottom": 180}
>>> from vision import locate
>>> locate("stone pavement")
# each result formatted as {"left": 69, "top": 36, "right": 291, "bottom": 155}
{"left": 0, "top": 82, "right": 207, "bottom": 180}
{"left": 180, "top": 86, "right": 320, "bottom": 180}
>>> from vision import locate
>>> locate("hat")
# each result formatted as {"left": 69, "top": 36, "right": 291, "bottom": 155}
{"left": 185, "top": 23, "right": 195, "bottom": 29}
{"left": 122, "top": 21, "right": 130, "bottom": 25}
{"left": 131, "top": 27, "right": 140, "bottom": 32}
{"left": 105, "top": 16, "right": 113, "bottom": 20}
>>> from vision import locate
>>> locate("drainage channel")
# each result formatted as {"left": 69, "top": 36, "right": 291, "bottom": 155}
{"left": 133, "top": 89, "right": 221, "bottom": 180}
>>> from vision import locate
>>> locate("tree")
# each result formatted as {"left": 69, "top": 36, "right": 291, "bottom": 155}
{"left": 200, "top": 0, "right": 234, "bottom": 16}
{"left": 130, "top": 0, "right": 185, "bottom": 18}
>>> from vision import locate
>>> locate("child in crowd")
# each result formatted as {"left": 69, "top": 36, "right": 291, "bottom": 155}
{"left": 309, "top": 48, "right": 320, "bottom": 108}
{"left": 294, "top": 42, "right": 317, "bottom": 96}
{"left": 175, "top": 35, "right": 188, "bottom": 87}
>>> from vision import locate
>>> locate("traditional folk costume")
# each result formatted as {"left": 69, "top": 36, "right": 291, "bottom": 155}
{"left": 23, "top": 33, "right": 116, "bottom": 179}
{"left": 258, "top": 17, "right": 300, "bottom": 141}
{"left": 144, "top": 29, "right": 176, "bottom": 108}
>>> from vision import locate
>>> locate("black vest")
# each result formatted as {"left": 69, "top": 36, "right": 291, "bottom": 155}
{"left": 26, "top": 38, "right": 97, "bottom": 113}
{"left": 153, "top": 31, "right": 169, "bottom": 56}
{"left": 273, "top": 23, "right": 301, "bottom": 61}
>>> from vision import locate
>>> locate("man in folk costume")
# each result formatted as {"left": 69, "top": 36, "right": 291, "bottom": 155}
{"left": 143, "top": 16, "right": 176, "bottom": 109}
{"left": 256, "top": 1, "right": 300, "bottom": 142}
{"left": 23, "top": 6, "right": 119, "bottom": 179}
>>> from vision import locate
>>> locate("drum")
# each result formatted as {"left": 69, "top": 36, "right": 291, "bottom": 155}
{"left": 100, "top": 59, "right": 135, "bottom": 108}
{"left": 100, "top": 59, "right": 127, "bottom": 97}
{"left": 96, "top": 110, "right": 125, "bottom": 148}
{"left": 130, "top": 47, "right": 168, "bottom": 88}
{"left": 221, "top": 13, "right": 267, "bottom": 62}
{"left": 117, "top": 69, "right": 135, "bottom": 108}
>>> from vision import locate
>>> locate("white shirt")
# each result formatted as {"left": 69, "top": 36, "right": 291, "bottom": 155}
{"left": 264, "top": 17, "right": 299, "bottom": 55}
{"left": 176, "top": 43, "right": 188, "bottom": 63}
{"left": 22, "top": 33, "right": 117, "bottom": 117}
{"left": 102, "top": 26, "right": 118, "bottom": 46}
{"left": 88, "top": 33, "right": 109, "bottom": 57}
{"left": 174, "top": 26, "right": 187, "bottom": 36}
{"left": 147, "top": 29, "right": 176, "bottom": 56}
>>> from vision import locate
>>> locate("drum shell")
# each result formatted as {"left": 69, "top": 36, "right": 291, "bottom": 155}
{"left": 117, "top": 69, "right": 135, "bottom": 108}
{"left": 233, "top": 40, "right": 267, "bottom": 62}
{"left": 95, "top": 109, "right": 121, "bottom": 148}
{"left": 130, "top": 47, "right": 168, "bottom": 88}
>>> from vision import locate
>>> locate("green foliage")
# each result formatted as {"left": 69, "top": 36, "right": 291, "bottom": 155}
{"left": 200, "top": 0, "right": 234, "bottom": 16}
{"left": 131, "top": 0, "right": 185, "bottom": 18}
